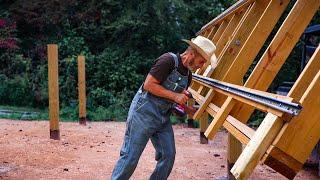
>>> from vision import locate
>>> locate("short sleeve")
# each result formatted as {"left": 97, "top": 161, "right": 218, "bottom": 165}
{"left": 149, "top": 53, "right": 175, "bottom": 84}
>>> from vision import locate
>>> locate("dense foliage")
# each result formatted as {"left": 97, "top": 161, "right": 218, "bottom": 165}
{"left": 0, "top": 0, "right": 234, "bottom": 120}
{"left": 0, "top": 0, "right": 318, "bottom": 121}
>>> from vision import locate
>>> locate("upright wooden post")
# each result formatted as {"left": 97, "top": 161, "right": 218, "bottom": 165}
{"left": 48, "top": 44, "right": 60, "bottom": 140}
{"left": 199, "top": 112, "right": 209, "bottom": 144}
{"left": 78, "top": 55, "right": 87, "bottom": 125}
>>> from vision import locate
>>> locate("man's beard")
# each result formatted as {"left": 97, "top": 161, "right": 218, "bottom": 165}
{"left": 188, "top": 58, "right": 195, "bottom": 68}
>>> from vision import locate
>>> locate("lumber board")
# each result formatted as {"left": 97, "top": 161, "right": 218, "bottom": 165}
{"left": 78, "top": 56, "right": 86, "bottom": 123}
{"left": 48, "top": 44, "right": 60, "bottom": 140}
{"left": 198, "top": 0, "right": 254, "bottom": 35}
{"left": 205, "top": 97, "right": 236, "bottom": 139}
{"left": 226, "top": 0, "right": 320, "bottom": 126}
{"left": 231, "top": 113, "right": 284, "bottom": 180}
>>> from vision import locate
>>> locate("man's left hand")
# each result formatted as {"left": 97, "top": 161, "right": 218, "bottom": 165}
{"left": 184, "top": 105, "right": 198, "bottom": 117}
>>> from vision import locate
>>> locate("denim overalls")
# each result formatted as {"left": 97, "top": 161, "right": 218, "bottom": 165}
{"left": 111, "top": 53, "right": 189, "bottom": 180}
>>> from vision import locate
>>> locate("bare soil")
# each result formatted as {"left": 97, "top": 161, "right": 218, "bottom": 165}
{"left": 0, "top": 119, "right": 319, "bottom": 179}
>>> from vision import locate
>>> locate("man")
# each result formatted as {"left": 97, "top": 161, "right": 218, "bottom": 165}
{"left": 111, "top": 36, "right": 217, "bottom": 180}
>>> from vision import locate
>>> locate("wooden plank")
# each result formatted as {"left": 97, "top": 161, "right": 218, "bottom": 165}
{"left": 212, "top": 20, "right": 229, "bottom": 44}
{"left": 215, "top": 11, "right": 245, "bottom": 57}
{"left": 203, "top": 28, "right": 211, "bottom": 38}
{"left": 288, "top": 45, "right": 320, "bottom": 99}
{"left": 229, "top": 1, "right": 320, "bottom": 178}
{"left": 225, "top": 117, "right": 255, "bottom": 140}
{"left": 209, "top": 0, "right": 270, "bottom": 81}
{"left": 208, "top": 0, "right": 291, "bottom": 107}
{"left": 272, "top": 71, "right": 320, "bottom": 163}
{"left": 191, "top": 1, "right": 270, "bottom": 119}
{"left": 222, "top": 0, "right": 291, "bottom": 84}
{"left": 198, "top": 0, "right": 254, "bottom": 35}
{"left": 192, "top": 2, "right": 253, "bottom": 91}
{"left": 223, "top": 118, "right": 255, "bottom": 145}
{"left": 231, "top": 113, "right": 283, "bottom": 180}
{"left": 48, "top": 44, "right": 60, "bottom": 140}
{"left": 227, "top": 134, "right": 243, "bottom": 180}
{"left": 206, "top": 102, "right": 255, "bottom": 142}
{"left": 193, "top": 89, "right": 215, "bottom": 120}
{"left": 188, "top": 88, "right": 204, "bottom": 104}
{"left": 262, "top": 145, "right": 303, "bottom": 179}
{"left": 232, "top": 70, "right": 320, "bottom": 179}
{"left": 245, "top": 0, "right": 320, "bottom": 89}
{"left": 195, "top": 10, "right": 247, "bottom": 93}
{"left": 199, "top": 112, "right": 209, "bottom": 144}
{"left": 226, "top": 0, "right": 320, "bottom": 126}
{"left": 207, "top": 25, "right": 219, "bottom": 41}
{"left": 78, "top": 56, "right": 87, "bottom": 125}
{"left": 205, "top": 97, "right": 236, "bottom": 139}
{"left": 215, "top": 12, "right": 245, "bottom": 57}
{"left": 261, "top": 46, "right": 320, "bottom": 177}
{"left": 223, "top": 122, "right": 250, "bottom": 145}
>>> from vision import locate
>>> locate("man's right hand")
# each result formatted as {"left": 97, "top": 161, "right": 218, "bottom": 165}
{"left": 174, "top": 93, "right": 189, "bottom": 104}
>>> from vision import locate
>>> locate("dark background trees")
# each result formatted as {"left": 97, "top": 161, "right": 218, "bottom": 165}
{"left": 0, "top": 0, "right": 318, "bottom": 121}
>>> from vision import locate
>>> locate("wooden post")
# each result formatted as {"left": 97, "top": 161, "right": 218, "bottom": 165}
{"left": 78, "top": 55, "right": 87, "bottom": 125}
{"left": 48, "top": 44, "right": 60, "bottom": 140}
{"left": 199, "top": 112, "right": 209, "bottom": 144}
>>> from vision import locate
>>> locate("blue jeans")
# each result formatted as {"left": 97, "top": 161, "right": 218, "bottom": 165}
{"left": 111, "top": 90, "right": 176, "bottom": 180}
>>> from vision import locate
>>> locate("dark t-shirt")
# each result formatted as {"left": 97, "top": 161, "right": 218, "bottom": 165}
{"left": 149, "top": 53, "right": 192, "bottom": 87}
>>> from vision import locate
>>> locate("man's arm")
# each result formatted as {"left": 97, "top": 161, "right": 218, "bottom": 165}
{"left": 143, "top": 74, "right": 189, "bottom": 105}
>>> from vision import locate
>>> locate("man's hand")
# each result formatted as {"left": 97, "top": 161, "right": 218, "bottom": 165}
{"left": 184, "top": 105, "right": 198, "bottom": 117}
{"left": 173, "top": 93, "right": 189, "bottom": 104}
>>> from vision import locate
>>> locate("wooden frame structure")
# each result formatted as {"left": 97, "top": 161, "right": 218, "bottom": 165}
{"left": 188, "top": 0, "right": 320, "bottom": 179}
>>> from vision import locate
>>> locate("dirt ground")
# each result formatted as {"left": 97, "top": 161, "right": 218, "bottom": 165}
{"left": 0, "top": 119, "right": 319, "bottom": 180}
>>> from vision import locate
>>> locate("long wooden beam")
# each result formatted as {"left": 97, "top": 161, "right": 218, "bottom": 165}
{"left": 192, "top": 0, "right": 271, "bottom": 121}
{"left": 231, "top": 70, "right": 320, "bottom": 180}
{"left": 263, "top": 45, "right": 320, "bottom": 179}
{"left": 198, "top": 0, "right": 255, "bottom": 35}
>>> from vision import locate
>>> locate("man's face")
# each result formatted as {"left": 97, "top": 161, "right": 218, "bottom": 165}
{"left": 188, "top": 52, "right": 206, "bottom": 71}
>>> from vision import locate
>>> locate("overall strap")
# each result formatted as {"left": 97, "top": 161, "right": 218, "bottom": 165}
{"left": 168, "top": 52, "right": 179, "bottom": 69}
{"left": 168, "top": 52, "right": 190, "bottom": 78}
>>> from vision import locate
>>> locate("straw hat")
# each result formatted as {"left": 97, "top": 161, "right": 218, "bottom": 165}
{"left": 182, "top": 36, "right": 217, "bottom": 68}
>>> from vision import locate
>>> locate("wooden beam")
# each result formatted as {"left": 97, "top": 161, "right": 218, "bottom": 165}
{"left": 191, "top": 1, "right": 270, "bottom": 120}
{"left": 205, "top": 97, "right": 236, "bottom": 139}
{"left": 210, "top": 0, "right": 270, "bottom": 81}
{"left": 223, "top": 117, "right": 255, "bottom": 145}
{"left": 193, "top": 89, "right": 215, "bottom": 120}
{"left": 78, "top": 55, "right": 87, "bottom": 125}
{"left": 229, "top": 1, "right": 320, "bottom": 178}
{"left": 231, "top": 113, "right": 284, "bottom": 180}
{"left": 215, "top": 12, "right": 245, "bottom": 57}
{"left": 222, "top": 0, "right": 291, "bottom": 84}
{"left": 212, "top": 20, "right": 229, "bottom": 44}
{"left": 198, "top": 0, "right": 254, "bottom": 35}
{"left": 48, "top": 44, "right": 60, "bottom": 140}
{"left": 188, "top": 88, "right": 204, "bottom": 104}
{"left": 272, "top": 70, "right": 320, "bottom": 163}
{"left": 261, "top": 46, "right": 320, "bottom": 179}
{"left": 199, "top": 112, "right": 209, "bottom": 144}
{"left": 226, "top": 0, "right": 320, "bottom": 126}
{"left": 207, "top": 25, "right": 219, "bottom": 41}
{"left": 232, "top": 70, "right": 320, "bottom": 179}
{"left": 262, "top": 145, "right": 303, "bottom": 179}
